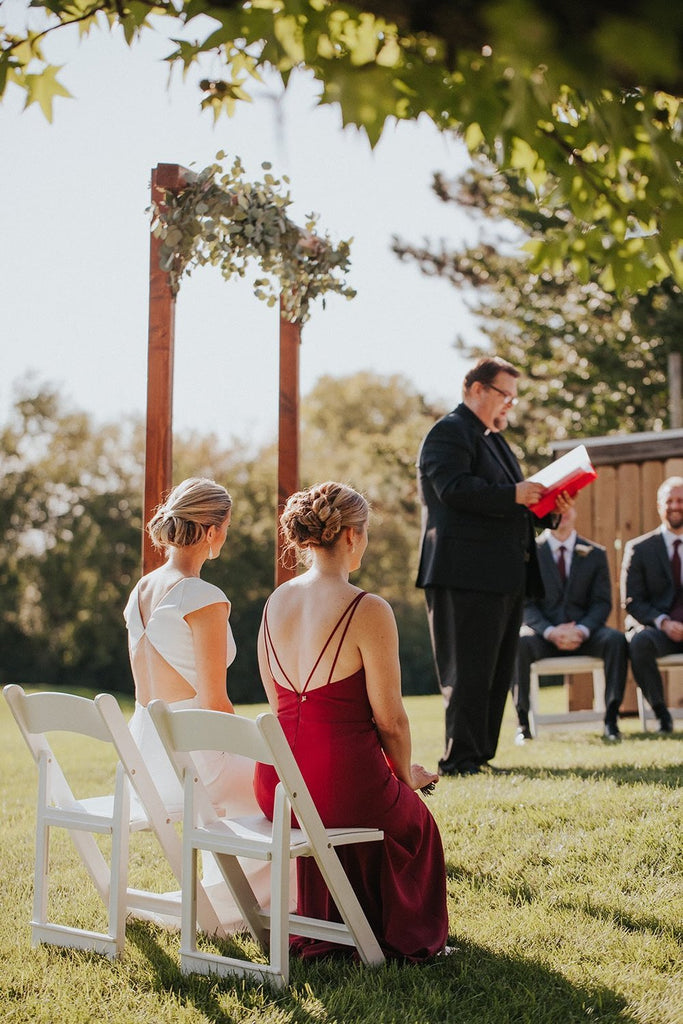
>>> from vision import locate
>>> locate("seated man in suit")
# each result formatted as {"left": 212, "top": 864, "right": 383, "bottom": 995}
{"left": 512, "top": 503, "right": 627, "bottom": 741}
{"left": 620, "top": 476, "right": 681, "bottom": 734}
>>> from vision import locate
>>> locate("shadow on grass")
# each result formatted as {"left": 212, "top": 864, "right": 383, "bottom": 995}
{"left": 446, "top": 864, "right": 683, "bottom": 946}
{"left": 126, "top": 922, "right": 637, "bottom": 1024}
{"left": 492, "top": 759, "right": 683, "bottom": 789}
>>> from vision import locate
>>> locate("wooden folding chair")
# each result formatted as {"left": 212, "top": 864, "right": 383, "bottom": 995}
{"left": 148, "top": 700, "right": 386, "bottom": 986}
{"left": 3, "top": 685, "right": 223, "bottom": 958}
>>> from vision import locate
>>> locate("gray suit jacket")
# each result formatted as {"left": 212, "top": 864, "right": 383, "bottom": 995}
{"left": 524, "top": 534, "right": 612, "bottom": 636}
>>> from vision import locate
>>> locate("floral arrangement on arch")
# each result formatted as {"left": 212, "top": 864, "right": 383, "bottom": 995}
{"left": 150, "top": 152, "right": 355, "bottom": 324}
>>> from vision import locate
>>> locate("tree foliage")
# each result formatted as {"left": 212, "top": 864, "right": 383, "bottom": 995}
{"left": 0, "top": 380, "right": 143, "bottom": 691}
{"left": 393, "top": 160, "right": 683, "bottom": 470}
{"left": 0, "top": 373, "right": 443, "bottom": 698}
{"left": 2, "top": 1, "right": 681, "bottom": 294}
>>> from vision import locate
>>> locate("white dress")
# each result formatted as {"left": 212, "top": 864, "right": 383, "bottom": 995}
{"left": 123, "top": 576, "right": 289, "bottom": 931}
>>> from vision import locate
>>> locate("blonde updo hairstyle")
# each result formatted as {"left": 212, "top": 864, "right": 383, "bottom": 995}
{"left": 147, "top": 477, "right": 232, "bottom": 551}
{"left": 280, "top": 481, "right": 369, "bottom": 564}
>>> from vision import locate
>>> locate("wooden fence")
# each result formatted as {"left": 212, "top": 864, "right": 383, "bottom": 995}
{"left": 552, "top": 429, "right": 683, "bottom": 713}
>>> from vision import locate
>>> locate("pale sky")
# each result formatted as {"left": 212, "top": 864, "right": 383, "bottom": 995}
{"left": 1, "top": 3, "right": 483, "bottom": 447}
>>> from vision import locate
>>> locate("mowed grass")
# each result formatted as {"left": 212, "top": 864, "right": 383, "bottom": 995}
{"left": 0, "top": 686, "right": 681, "bottom": 1024}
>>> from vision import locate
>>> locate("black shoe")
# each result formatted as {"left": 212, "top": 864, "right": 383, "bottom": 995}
{"left": 657, "top": 710, "right": 674, "bottom": 734}
{"left": 515, "top": 725, "right": 532, "bottom": 745}
{"left": 603, "top": 720, "right": 621, "bottom": 741}
{"left": 438, "top": 761, "right": 481, "bottom": 777}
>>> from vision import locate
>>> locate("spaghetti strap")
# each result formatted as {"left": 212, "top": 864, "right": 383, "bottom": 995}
{"left": 263, "top": 598, "right": 294, "bottom": 688}
{"left": 263, "top": 591, "right": 367, "bottom": 694}
{"left": 323, "top": 592, "right": 366, "bottom": 687}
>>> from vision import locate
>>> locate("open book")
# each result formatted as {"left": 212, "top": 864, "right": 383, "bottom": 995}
{"left": 528, "top": 444, "right": 597, "bottom": 518}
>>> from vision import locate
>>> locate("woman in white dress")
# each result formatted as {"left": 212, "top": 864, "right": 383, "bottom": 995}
{"left": 123, "top": 476, "right": 280, "bottom": 930}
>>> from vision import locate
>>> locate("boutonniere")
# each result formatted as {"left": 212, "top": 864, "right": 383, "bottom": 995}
{"left": 574, "top": 544, "right": 593, "bottom": 557}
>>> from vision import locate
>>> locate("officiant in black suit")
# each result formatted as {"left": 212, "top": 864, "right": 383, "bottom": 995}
{"left": 416, "top": 356, "right": 569, "bottom": 776}
{"left": 620, "top": 475, "right": 682, "bottom": 734}
{"left": 511, "top": 503, "right": 628, "bottom": 742}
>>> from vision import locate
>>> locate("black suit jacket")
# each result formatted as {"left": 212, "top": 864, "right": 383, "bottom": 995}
{"left": 524, "top": 534, "right": 612, "bottom": 635}
{"left": 621, "top": 529, "right": 675, "bottom": 629}
{"left": 416, "top": 403, "right": 549, "bottom": 597}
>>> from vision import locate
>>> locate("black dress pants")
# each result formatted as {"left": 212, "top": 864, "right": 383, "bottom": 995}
{"left": 628, "top": 626, "right": 683, "bottom": 714}
{"left": 425, "top": 586, "right": 524, "bottom": 771}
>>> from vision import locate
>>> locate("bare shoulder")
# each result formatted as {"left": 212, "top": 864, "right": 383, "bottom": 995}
{"left": 358, "top": 591, "right": 392, "bottom": 612}
{"left": 356, "top": 592, "right": 397, "bottom": 630}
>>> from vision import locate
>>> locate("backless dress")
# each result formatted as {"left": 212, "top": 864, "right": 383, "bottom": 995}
{"left": 254, "top": 591, "right": 448, "bottom": 960}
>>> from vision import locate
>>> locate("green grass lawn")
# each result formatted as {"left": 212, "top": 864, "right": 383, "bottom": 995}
{"left": 0, "top": 687, "right": 681, "bottom": 1024}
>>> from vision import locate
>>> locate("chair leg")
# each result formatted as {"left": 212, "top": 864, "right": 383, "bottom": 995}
{"left": 32, "top": 797, "right": 50, "bottom": 936}
{"left": 108, "top": 769, "right": 130, "bottom": 956}
{"left": 592, "top": 668, "right": 606, "bottom": 714}
{"left": 181, "top": 841, "right": 200, "bottom": 962}
{"left": 528, "top": 669, "right": 539, "bottom": 737}
{"left": 269, "top": 785, "right": 292, "bottom": 986}
{"left": 637, "top": 688, "right": 649, "bottom": 731}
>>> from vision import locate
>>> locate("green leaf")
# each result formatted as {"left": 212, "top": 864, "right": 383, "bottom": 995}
{"left": 22, "top": 65, "right": 71, "bottom": 121}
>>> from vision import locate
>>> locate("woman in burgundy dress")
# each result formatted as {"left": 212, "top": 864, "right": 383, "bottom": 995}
{"left": 254, "top": 481, "right": 448, "bottom": 961}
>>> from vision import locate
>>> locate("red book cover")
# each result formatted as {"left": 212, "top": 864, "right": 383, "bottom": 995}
{"left": 528, "top": 445, "right": 597, "bottom": 518}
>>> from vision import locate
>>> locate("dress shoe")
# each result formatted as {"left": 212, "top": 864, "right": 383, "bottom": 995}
{"left": 603, "top": 720, "right": 621, "bottom": 741}
{"left": 515, "top": 725, "right": 532, "bottom": 745}
{"left": 438, "top": 762, "right": 481, "bottom": 777}
{"left": 657, "top": 710, "right": 674, "bottom": 734}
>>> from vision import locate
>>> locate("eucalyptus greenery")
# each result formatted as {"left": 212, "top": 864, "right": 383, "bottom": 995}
{"left": 150, "top": 152, "right": 355, "bottom": 323}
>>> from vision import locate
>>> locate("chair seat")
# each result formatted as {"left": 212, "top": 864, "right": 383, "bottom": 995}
{"left": 194, "top": 814, "right": 383, "bottom": 860}
{"left": 46, "top": 795, "right": 151, "bottom": 832}
{"left": 530, "top": 656, "right": 605, "bottom": 674}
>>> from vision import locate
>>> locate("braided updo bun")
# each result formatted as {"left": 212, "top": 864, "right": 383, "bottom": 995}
{"left": 147, "top": 478, "right": 232, "bottom": 551}
{"left": 280, "top": 481, "right": 369, "bottom": 563}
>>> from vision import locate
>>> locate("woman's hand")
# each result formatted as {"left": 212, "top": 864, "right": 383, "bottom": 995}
{"left": 410, "top": 763, "right": 439, "bottom": 792}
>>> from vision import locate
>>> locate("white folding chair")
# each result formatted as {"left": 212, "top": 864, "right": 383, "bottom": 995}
{"left": 93, "top": 692, "right": 224, "bottom": 938}
{"left": 148, "top": 700, "right": 386, "bottom": 987}
{"left": 528, "top": 656, "right": 606, "bottom": 737}
{"left": 3, "top": 684, "right": 223, "bottom": 958}
{"left": 637, "top": 656, "right": 683, "bottom": 730}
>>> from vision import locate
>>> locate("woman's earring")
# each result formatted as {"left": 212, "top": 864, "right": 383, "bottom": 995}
{"left": 208, "top": 545, "right": 214, "bottom": 560}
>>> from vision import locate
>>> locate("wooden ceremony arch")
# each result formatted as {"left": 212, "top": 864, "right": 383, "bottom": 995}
{"left": 143, "top": 162, "right": 300, "bottom": 586}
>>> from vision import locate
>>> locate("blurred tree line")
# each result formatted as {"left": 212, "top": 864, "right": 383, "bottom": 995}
{"left": 0, "top": 372, "right": 442, "bottom": 702}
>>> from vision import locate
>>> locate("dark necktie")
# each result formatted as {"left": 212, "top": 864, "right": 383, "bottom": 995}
{"left": 670, "top": 540, "right": 683, "bottom": 621}
{"left": 557, "top": 545, "right": 567, "bottom": 584}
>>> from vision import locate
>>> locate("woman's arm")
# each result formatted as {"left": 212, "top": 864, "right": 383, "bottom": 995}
{"left": 359, "top": 595, "right": 437, "bottom": 791}
{"left": 185, "top": 602, "right": 234, "bottom": 713}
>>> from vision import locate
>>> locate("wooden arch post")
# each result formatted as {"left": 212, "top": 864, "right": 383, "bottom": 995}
{"left": 276, "top": 299, "right": 302, "bottom": 585}
{"left": 143, "top": 163, "right": 195, "bottom": 573}
{"left": 144, "top": 164, "right": 302, "bottom": 585}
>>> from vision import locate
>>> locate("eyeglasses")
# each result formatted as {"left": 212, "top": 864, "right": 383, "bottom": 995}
{"left": 484, "top": 383, "right": 519, "bottom": 406}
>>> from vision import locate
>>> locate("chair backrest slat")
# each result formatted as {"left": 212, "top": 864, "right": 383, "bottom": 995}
{"left": 148, "top": 703, "right": 274, "bottom": 765}
{"left": 6, "top": 686, "right": 111, "bottom": 744}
